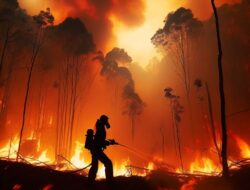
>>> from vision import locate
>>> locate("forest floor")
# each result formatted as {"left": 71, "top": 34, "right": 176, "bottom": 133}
{"left": 0, "top": 159, "right": 249, "bottom": 190}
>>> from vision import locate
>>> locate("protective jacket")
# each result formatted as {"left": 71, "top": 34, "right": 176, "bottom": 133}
{"left": 93, "top": 119, "right": 110, "bottom": 149}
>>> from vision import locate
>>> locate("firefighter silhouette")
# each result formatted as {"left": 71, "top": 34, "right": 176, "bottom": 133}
{"left": 86, "top": 115, "right": 116, "bottom": 181}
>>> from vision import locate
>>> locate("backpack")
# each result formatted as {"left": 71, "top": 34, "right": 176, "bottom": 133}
{"left": 84, "top": 129, "right": 94, "bottom": 150}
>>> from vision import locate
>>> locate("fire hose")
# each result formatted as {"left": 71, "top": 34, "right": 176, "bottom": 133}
{"left": 66, "top": 140, "right": 155, "bottom": 174}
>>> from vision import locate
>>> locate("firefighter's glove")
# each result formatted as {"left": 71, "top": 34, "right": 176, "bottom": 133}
{"left": 108, "top": 139, "right": 117, "bottom": 145}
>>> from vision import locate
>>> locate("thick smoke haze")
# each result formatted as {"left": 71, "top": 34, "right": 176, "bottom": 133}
{"left": 101, "top": 48, "right": 144, "bottom": 120}
{"left": 18, "top": 0, "right": 145, "bottom": 51}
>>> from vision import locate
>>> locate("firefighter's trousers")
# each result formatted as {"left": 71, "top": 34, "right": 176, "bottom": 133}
{"left": 88, "top": 148, "right": 113, "bottom": 181}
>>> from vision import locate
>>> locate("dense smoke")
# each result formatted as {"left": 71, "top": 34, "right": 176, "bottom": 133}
{"left": 49, "top": 17, "right": 95, "bottom": 55}
{"left": 39, "top": 0, "right": 145, "bottom": 50}
{"left": 100, "top": 48, "right": 144, "bottom": 117}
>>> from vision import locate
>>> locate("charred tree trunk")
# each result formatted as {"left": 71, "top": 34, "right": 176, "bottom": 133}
{"left": 211, "top": 0, "right": 229, "bottom": 177}
{"left": 205, "top": 82, "right": 221, "bottom": 162}
{"left": 0, "top": 23, "right": 10, "bottom": 75}
{"left": 128, "top": 114, "right": 136, "bottom": 143}
{"left": 57, "top": 56, "right": 82, "bottom": 158}
{"left": 170, "top": 100, "right": 184, "bottom": 172}
{"left": 55, "top": 82, "right": 61, "bottom": 161}
{"left": 160, "top": 127, "right": 165, "bottom": 159}
{"left": 68, "top": 58, "right": 79, "bottom": 156}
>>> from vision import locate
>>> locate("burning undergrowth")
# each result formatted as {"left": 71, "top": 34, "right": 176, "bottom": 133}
{"left": 1, "top": 158, "right": 250, "bottom": 190}
{"left": 1, "top": 131, "right": 250, "bottom": 180}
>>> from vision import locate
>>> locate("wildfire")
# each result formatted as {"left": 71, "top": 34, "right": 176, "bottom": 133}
{"left": 38, "top": 150, "right": 51, "bottom": 163}
{"left": 70, "top": 141, "right": 88, "bottom": 168}
{"left": 113, "top": 159, "right": 131, "bottom": 177}
{"left": 0, "top": 135, "right": 19, "bottom": 159}
{"left": 1, "top": 135, "right": 221, "bottom": 178}
{"left": 175, "top": 156, "right": 220, "bottom": 175}
{"left": 147, "top": 162, "right": 155, "bottom": 170}
{"left": 0, "top": 135, "right": 53, "bottom": 164}
{"left": 189, "top": 157, "right": 220, "bottom": 175}
{"left": 234, "top": 135, "right": 250, "bottom": 158}
{"left": 69, "top": 142, "right": 155, "bottom": 178}
{"left": 0, "top": 133, "right": 156, "bottom": 178}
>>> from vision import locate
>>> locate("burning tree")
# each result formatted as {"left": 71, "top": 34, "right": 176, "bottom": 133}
{"left": 16, "top": 8, "right": 54, "bottom": 161}
{"left": 56, "top": 56, "right": 83, "bottom": 159}
{"left": 164, "top": 87, "right": 184, "bottom": 171}
{"left": 123, "top": 81, "right": 144, "bottom": 142}
{"left": 50, "top": 18, "right": 95, "bottom": 160}
{"left": 210, "top": 0, "right": 229, "bottom": 177}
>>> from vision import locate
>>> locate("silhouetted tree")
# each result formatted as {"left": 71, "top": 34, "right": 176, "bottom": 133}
{"left": 0, "top": 5, "right": 28, "bottom": 134}
{"left": 194, "top": 79, "right": 220, "bottom": 163}
{"left": 101, "top": 48, "right": 144, "bottom": 142}
{"left": 56, "top": 56, "right": 87, "bottom": 159}
{"left": 47, "top": 17, "right": 95, "bottom": 160}
{"left": 152, "top": 8, "right": 202, "bottom": 100}
{"left": 210, "top": 0, "right": 229, "bottom": 177}
{"left": 152, "top": 8, "right": 203, "bottom": 145}
{"left": 160, "top": 126, "right": 165, "bottom": 159}
{"left": 123, "top": 84, "right": 144, "bottom": 142}
{"left": 0, "top": 5, "right": 26, "bottom": 74}
{"left": 16, "top": 8, "right": 54, "bottom": 161}
{"left": 164, "top": 87, "right": 184, "bottom": 172}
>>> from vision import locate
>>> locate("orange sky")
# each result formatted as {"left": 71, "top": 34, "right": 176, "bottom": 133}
{"left": 18, "top": 0, "right": 241, "bottom": 66}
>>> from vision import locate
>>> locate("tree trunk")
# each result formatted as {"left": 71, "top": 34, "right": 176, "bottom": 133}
{"left": 131, "top": 115, "right": 135, "bottom": 143}
{"left": 0, "top": 23, "right": 10, "bottom": 75}
{"left": 211, "top": 0, "right": 229, "bottom": 177}
{"left": 16, "top": 29, "right": 42, "bottom": 161}
{"left": 205, "top": 82, "right": 221, "bottom": 162}
{"left": 160, "top": 127, "right": 165, "bottom": 159}
{"left": 170, "top": 100, "right": 184, "bottom": 172}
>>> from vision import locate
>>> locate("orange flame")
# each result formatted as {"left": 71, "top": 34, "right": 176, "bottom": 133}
{"left": 0, "top": 135, "right": 19, "bottom": 159}
{"left": 234, "top": 135, "right": 250, "bottom": 158}
{"left": 189, "top": 157, "right": 220, "bottom": 175}
{"left": 70, "top": 141, "right": 88, "bottom": 168}
{"left": 38, "top": 150, "right": 51, "bottom": 163}
{"left": 0, "top": 136, "right": 154, "bottom": 178}
{"left": 180, "top": 179, "right": 197, "bottom": 190}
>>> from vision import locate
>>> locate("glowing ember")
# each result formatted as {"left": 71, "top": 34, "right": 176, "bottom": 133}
{"left": 42, "top": 184, "right": 53, "bottom": 190}
{"left": 234, "top": 135, "right": 250, "bottom": 158}
{"left": 12, "top": 184, "right": 22, "bottom": 190}
{"left": 180, "top": 178, "right": 197, "bottom": 190}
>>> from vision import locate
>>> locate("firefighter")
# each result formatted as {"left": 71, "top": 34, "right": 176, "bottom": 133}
{"left": 87, "top": 115, "right": 116, "bottom": 182}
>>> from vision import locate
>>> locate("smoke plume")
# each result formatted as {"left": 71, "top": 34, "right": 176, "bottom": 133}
{"left": 100, "top": 48, "right": 144, "bottom": 116}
